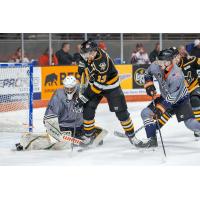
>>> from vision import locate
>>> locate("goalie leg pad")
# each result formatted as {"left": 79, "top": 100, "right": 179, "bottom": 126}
{"left": 44, "top": 117, "right": 63, "bottom": 142}
{"left": 19, "top": 133, "right": 52, "bottom": 150}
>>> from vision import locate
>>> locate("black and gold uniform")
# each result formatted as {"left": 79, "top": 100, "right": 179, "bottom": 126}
{"left": 179, "top": 56, "right": 200, "bottom": 122}
{"left": 77, "top": 41, "right": 135, "bottom": 138}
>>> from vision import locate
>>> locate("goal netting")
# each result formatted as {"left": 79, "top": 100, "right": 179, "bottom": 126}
{"left": 0, "top": 63, "right": 33, "bottom": 133}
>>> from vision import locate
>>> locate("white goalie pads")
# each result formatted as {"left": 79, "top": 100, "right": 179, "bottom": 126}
{"left": 19, "top": 133, "right": 52, "bottom": 150}
{"left": 18, "top": 117, "right": 108, "bottom": 151}
{"left": 19, "top": 117, "right": 73, "bottom": 150}
{"left": 19, "top": 132, "right": 73, "bottom": 151}
{"left": 44, "top": 117, "right": 64, "bottom": 142}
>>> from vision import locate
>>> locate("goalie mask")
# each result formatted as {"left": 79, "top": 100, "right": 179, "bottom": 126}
{"left": 63, "top": 76, "right": 78, "bottom": 100}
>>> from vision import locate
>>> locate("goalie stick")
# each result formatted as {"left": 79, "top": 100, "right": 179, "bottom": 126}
{"left": 71, "top": 71, "right": 86, "bottom": 151}
{"left": 45, "top": 119, "right": 83, "bottom": 146}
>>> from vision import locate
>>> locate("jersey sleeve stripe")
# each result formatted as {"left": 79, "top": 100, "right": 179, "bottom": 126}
{"left": 106, "top": 75, "right": 119, "bottom": 85}
{"left": 90, "top": 84, "right": 102, "bottom": 94}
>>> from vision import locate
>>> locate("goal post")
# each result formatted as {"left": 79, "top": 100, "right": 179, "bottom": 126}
{"left": 0, "top": 63, "right": 33, "bottom": 133}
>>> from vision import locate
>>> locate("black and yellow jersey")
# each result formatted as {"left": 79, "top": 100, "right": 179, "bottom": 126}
{"left": 178, "top": 56, "right": 200, "bottom": 93}
{"left": 78, "top": 48, "right": 119, "bottom": 96}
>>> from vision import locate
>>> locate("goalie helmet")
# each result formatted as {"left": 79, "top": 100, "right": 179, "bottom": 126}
{"left": 80, "top": 39, "right": 98, "bottom": 61}
{"left": 63, "top": 75, "right": 78, "bottom": 100}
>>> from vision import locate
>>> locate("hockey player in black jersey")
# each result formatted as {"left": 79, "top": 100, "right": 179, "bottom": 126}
{"left": 177, "top": 46, "right": 200, "bottom": 137}
{"left": 75, "top": 39, "right": 142, "bottom": 146}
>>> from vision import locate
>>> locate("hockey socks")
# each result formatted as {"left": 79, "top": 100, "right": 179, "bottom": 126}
{"left": 120, "top": 117, "right": 135, "bottom": 137}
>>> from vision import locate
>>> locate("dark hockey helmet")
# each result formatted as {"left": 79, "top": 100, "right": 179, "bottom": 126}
{"left": 169, "top": 47, "right": 179, "bottom": 57}
{"left": 158, "top": 47, "right": 178, "bottom": 61}
{"left": 80, "top": 39, "right": 98, "bottom": 61}
{"left": 80, "top": 39, "right": 98, "bottom": 54}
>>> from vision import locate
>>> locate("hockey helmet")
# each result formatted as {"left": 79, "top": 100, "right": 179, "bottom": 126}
{"left": 158, "top": 47, "right": 179, "bottom": 61}
{"left": 63, "top": 75, "right": 78, "bottom": 100}
{"left": 80, "top": 39, "right": 98, "bottom": 61}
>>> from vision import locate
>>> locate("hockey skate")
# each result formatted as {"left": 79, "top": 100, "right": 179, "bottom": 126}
{"left": 194, "top": 131, "right": 200, "bottom": 140}
{"left": 194, "top": 131, "right": 200, "bottom": 137}
{"left": 135, "top": 136, "right": 158, "bottom": 148}
{"left": 80, "top": 127, "right": 107, "bottom": 148}
{"left": 128, "top": 136, "right": 145, "bottom": 148}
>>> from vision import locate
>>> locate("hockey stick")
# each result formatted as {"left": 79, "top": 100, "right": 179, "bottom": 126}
{"left": 71, "top": 72, "right": 86, "bottom": 151}
{"left": 71, "top": 111, "right": 78, "bottom": 151}
{"left": 45, "top": 120, "right": 83, "bottom": 145}
{"left": 152, "top": 96, "right": 167, "bottom": 157}
{"left": 114, "top": 125, "right": 144, "bottom": 138}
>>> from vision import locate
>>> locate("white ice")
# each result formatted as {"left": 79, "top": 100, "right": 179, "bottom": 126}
{"left": 0, "top": 102, "right": 200, "bottom": 166}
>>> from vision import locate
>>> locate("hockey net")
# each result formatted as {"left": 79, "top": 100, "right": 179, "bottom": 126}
{"left": 0, "top": 63, "right": 33, "bottom": 133}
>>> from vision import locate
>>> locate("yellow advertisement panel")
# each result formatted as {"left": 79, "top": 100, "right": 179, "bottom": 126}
{"left": 41, "top": 66, "right": 80, "bottom": 100}
{"left": 115, "top": 64, "right": 133, "bottom": 89}
{"left": 41, "top": 64, "right": 133, "bottom": 100}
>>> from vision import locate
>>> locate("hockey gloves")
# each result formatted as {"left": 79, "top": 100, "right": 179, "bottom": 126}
{"left": 144, "top": 81, "right": 156, "bottom": 97}
{"left": 153, "top": 106, "right": 163, "bottom": 118}
{"left": 75, "top": 95, "right": 89, "bottom": 109}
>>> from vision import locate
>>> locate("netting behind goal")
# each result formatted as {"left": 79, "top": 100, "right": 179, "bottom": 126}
{"left": 0, "top": 63, "right": 33, "bottom": 133}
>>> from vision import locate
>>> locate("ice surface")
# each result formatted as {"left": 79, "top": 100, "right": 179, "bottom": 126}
{"left": 0, "top": 102, "right": 200, "bottom": 166}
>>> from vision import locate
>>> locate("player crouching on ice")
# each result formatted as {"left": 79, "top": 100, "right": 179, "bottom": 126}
{"left": 15, "top": 75, "right": 107, "bottom": 151}
{"left": 138, "top": 47, "right": 200, "bottom": 148}
{"left": 75, "top": 39, "right": 142, "bottom": 147}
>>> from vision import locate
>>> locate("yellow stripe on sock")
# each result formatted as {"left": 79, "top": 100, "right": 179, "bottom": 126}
{"left": 84, "top": 126, "right": 95, "bottom": 131}
{"left": 163, "top": 114, "right": 170, "bottom": 120}
{"left": 158, "top": 119, "right": 165, "bottom": 125}
{"left": 124, "top": 125, "right": 134, "bottom": 132}
{"left": 121, "top": 118, "right": 132, "bottom": 126}
{"left": 84, "top": 119, "right": 95, "bottom": 125}
{"left": 193, "top": 111, "right": 200, "bottom": 115}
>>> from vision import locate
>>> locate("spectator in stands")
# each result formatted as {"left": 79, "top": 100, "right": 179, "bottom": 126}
{"left": 38, "top": 47, "right": 58, "bottom": 66}
{"left": 98, "top": 41, "right": 107, "bottom": 51}
{"left": 178, "top": 45, "right": 189, "bottom": 57}
{"left": 56, "top": 43, "right": 74, "bottom": 65}
{"left": 73, "top": 44, "right": 81, "bottom": 64}
{"left": 9, "top": 47, "right": 29, "bottom": 63}
{"left": 131, "top": 43, "right": 140, "bottom": 63}
{"left": 149, "top": 42, "right": 160, "bottom": 63}
{"left": 131, "top": 43, "right": 150, "bottom": 64}
{"left": 191, "top": 39, "right": 200, "bottom": 58}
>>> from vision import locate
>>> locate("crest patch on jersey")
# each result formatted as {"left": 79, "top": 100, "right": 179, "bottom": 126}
{"left": 99, "top": 62, "right": 106, "bottom": 71}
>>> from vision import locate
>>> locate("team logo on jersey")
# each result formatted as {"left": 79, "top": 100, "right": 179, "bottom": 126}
{"left": 99, "top": 62, "right": 106, "bottom": 71}
{"left": 134, "top": 68, "right": 145, "bottom": 86}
